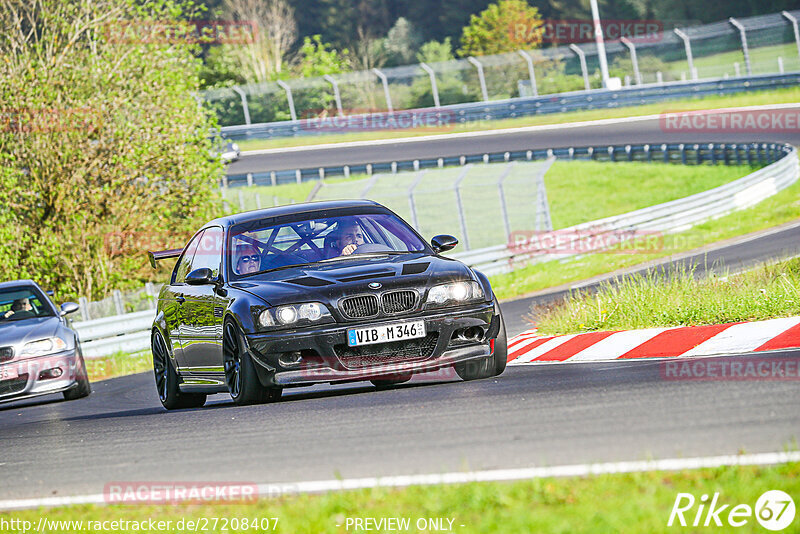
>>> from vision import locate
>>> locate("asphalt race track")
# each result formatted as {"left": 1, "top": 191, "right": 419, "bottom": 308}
{"left": 227, "top": 104, "right": 800, "bottom": 174}
{"left": 2, "top": 109, "right": 800, "bottom": 503}
{"left": 1, "top": 222, "right": 800, "bottom": 502}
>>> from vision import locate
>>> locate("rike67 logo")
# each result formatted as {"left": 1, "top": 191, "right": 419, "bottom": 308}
{"left": 668, "top": 490, "right": 795, "bottom": 530}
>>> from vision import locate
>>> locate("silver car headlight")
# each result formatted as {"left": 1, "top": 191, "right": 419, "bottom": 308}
{"left": 21, "top": 337, "right": 67, "bottom": 356}
{"left": 254, "top": 303, "right": 332, "bottom": 329}
{"left": 425, "top": 281, "right": 484, "bottom": 308}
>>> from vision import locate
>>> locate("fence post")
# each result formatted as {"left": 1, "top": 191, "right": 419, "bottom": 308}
{"left": 536, "top": 157, "right": 556, "bottom": 232}
{"left": 569, "top": 44, "right": 591, "bottom": 91}
{"left": 729, "top": 18, "right": 752, "bottom": 76}
{"left": 270, "top": 171, "right": 277, "bottom": 187}
{"left": 231, "top": 86, "right": 251, "bottom": 125}
{"left": 496, "top": 163, "right": 515, "bottom": 243}
{"left": 778, "top": 56, "right": 785, "bottom": 74}
{"left": 454, "top": 166, "right": 472, "bottom": 250}
{"left": 674, "top": 28, "right": 696, "bottom": 80}
{"left": 372, "top": 68, "right": 393, "bottom": 112}
{"left": 419, "top": 63, "right": 440, "bottom": 107}
{"left": 255, "top": 193, "right": 261, "bottom": 209}
{"left": 238, "top": 189, "right": 245, "bottom": 210}
{"left": 276, "top": 80, "right": 297, "bottom": 122}
{"left": 662, "top": 143, "right": 669, "bottom": 163}
{"left": 517, "top": 50, "right": 538, "bottom": 97}
{"left": 783, "top": 11, "right": 800, "bottom": 61}
{"left": 78, "top": 296, "right": 90, "bottom": 321}
{"left": 295, "top": 169, "right": 302, "bottom": 184}
{"left": 323, "top": 75, "right": 344, "bottom": 117}
{"left": 246, "top": 173, "right": 253, "bottom": 187}
{"left": 112, "top": 290, "right": 124, "bottom": 316}
{"left": 407, "top": 170, "right": 427, "bottom": 230}
{"left": 620, "top": 37, "right": 641, "bottom": 85}
{"left": 467, "top": 57, "right": 489, "bottom": 102}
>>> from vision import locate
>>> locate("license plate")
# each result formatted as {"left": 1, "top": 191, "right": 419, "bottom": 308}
{"left": 0, "top": 366, "right": 18, "bottom": 381}
{"left": 348, "top": 320, "right": 426, "bottom": 347}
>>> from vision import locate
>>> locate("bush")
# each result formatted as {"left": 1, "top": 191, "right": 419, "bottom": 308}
{"left": 0, "top": 0, "right": 223, "bottom": 299}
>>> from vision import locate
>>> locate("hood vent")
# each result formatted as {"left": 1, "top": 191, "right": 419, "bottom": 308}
{"left": 285, "top": 276, "right": 333, "bottom": 287}
{"left": 402, "top": 262, "right": 430, "bottom": 275}
{"left": 336, "top": 271, "right": 395, "bottom": 283}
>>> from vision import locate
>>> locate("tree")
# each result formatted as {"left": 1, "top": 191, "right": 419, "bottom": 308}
{"left": 223, "top": 0, "right": 297, "bottom": 82}
{"left": 0, "top": 0, "right": 222, "bottom": 299}
{"left": 384, "top": 17, "right": 421, "bottom": 66}
{"left": 458, "top": 0, "right": 544, "bottom": 57}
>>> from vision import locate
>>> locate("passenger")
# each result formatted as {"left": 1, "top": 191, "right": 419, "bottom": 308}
{"left": 233, "top": 244, "right": 261, "bottom": 275}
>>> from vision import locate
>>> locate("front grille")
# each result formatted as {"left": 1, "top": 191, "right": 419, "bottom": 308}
{"left": 340, "top": 295, "right": 379, "bottom": 319}
{"left": 0, "top": 347, "right": 13, "bottom": 363}
{"left": 382, "top": 290, "right": 417, "bottom": 314}
{"left": 335, "top": 333, "right": 439, "bottom": 369}
{"left": 0, "top": 374, "right": 28, "bottom": 396}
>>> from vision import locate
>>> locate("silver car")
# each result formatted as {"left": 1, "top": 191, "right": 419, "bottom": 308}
{"left": 0, "top": 280, "right": 90, "bottom": 404}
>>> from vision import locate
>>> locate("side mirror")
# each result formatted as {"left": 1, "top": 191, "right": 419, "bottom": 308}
{"left": 431, "top": 234, "right": 458, "bottom": 253}
{"left": 60, "top": 302, "right": 79, "bottom": 316}
{"left": 185, "top": 267, "right": 215, "bottom": 285}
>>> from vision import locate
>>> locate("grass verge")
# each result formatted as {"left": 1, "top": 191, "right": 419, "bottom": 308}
{"left": 3, "top": 462, "right": 797, "bottom": 533}
{"left": 235, "top": 161, "right": 755, "bottom": 230}
{"left": 84, "top": 350, "right": 151, "bottom": 382}
{"left": 489, "top": 168, "right": 800, "bottom": 301}
{"left": 535, "top": 257, "right": 800, "bottom": 335}
{"left": 236, "top": 86, "right": 800, "bottom": 151}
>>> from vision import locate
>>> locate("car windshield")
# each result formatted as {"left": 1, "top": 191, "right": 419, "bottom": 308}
{"left": 228, "top": 211, "right": 428, "bottom": 278}
{"left": 0, "top": 286, "right": 55, "bottom": 323}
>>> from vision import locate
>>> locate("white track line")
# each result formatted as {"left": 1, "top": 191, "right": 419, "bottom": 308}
{"left": 1, "top": 451, "right": 798, "bottom": 511}
{"left": 510, "top": 334, "right": 580, "bottom": 364}
{"left": 242, "top": 103, "right": 800, "bottom": 156}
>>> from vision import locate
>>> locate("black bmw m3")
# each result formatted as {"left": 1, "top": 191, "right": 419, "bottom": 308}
{"left": 149, "top": 200, "right": 507, "bottom": 409}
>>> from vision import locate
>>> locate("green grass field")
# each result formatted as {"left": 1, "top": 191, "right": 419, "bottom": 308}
{"left": 535, "top": 257, "right": 800, "bottom": 335}
{"left": 84, "top": 350, "right": 151, "bottom": 382}
{"left": 3, "top": 461, "right": 797, "bottom": 533}
{"left": 231, "top": 160, "right": 757, "bottom": 245}
{"left": 489, "top": 161, "right": 800, "bottom": 301}
{"left": 235, "top": 86, "right": 800, "bottom": 152}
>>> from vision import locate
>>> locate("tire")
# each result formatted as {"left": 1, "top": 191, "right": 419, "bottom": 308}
{"left": 63, "top": 351, "right": 91, "bottom": 401}
{"left": 223, "top": 320, "right": 281, "bottom": 406}
{"left": 490, "top": 308, "right": 508, "bottom": 377}
{"left": 455, "top": 300, "right": 507, "bottom": 381}
{"left": 152, "top": 330, "right": 206, "bottom": 410}
{"left": 371, "top": 374, "right": 412, "bottom": 388}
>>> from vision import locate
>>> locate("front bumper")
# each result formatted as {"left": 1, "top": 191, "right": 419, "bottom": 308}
{"left": 245, "top": 302, "right": 497, "bottom": 386}
{"left": 0, "top": 350, "right": 81, "bottom": 403}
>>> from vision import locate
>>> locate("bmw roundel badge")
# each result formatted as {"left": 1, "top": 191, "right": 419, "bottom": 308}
{"left": 368, "top": 282, "right": 382, "bottom": 290}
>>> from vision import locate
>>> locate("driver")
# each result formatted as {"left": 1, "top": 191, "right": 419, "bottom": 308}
{"left": 233, "top": 244, "right": 261, "bottom": 275}
{"left": 3, "top": 297, "right": 34, "bottom": 319}
{"left": 335, "top": 221, "right": 365, "bottom": 256}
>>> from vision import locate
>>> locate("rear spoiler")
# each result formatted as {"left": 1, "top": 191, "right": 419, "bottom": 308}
{"left": 147, "top": 248, "right": 183, "bottom": 269}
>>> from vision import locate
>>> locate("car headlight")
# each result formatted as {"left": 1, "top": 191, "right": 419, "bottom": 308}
{"left": 231, "top": 143, "right": 239, "bottom": 151}
{"left": 254, "top": 303, "right": 332, "bottom": 329}
{"left": 21, "top": 337, "right": 67, "bottom": 356}
{"left": 426, "top": 281, "right": 484, "bottom": 308}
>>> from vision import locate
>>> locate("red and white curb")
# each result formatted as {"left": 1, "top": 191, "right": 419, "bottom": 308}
{"left": 507, "top": 316, "right": 800, "bottom": 364}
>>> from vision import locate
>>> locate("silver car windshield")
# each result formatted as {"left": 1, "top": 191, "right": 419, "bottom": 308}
{"left": 0, "top": 287, "right": 55, "bottom": 323}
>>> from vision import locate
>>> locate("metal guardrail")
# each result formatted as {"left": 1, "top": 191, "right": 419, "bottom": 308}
{"left": 77, "top": 141, "right": 795, "bottom": 358}
{"left": 219, "top": 72, "right": 800, "bottom": 144}
{"left": 453, "top": 142, "right": 798, "bottom": 275}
